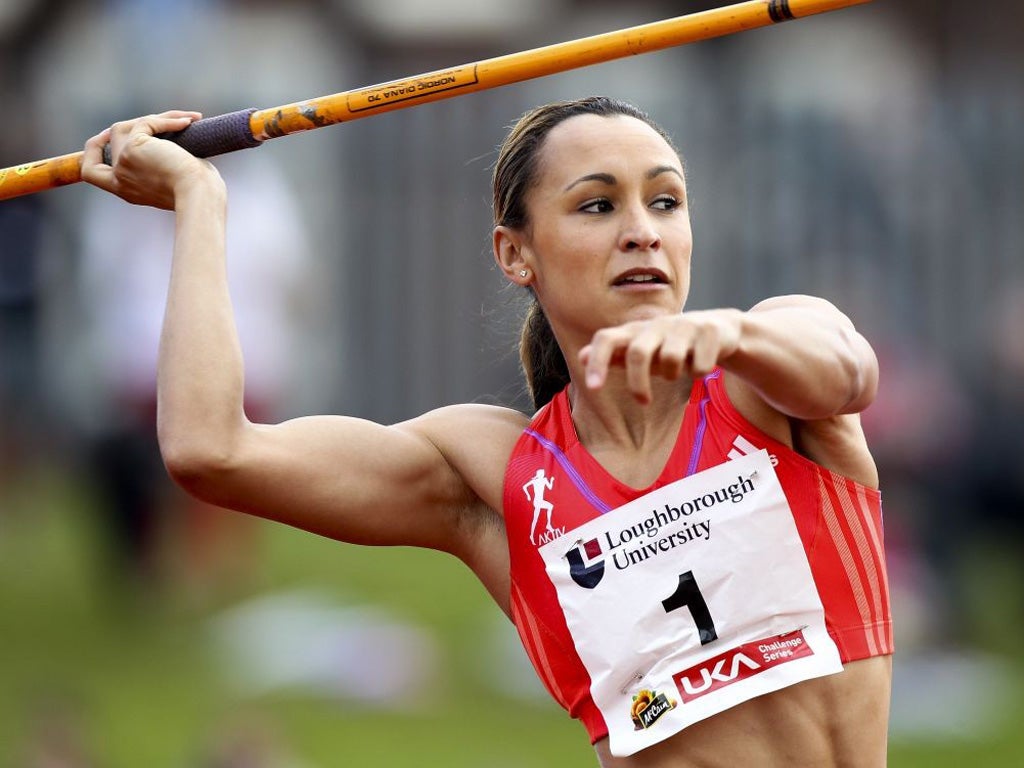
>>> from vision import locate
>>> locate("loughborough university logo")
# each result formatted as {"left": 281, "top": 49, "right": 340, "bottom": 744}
{"left": 565, "top": 538, "right": 606, "bottom": 589}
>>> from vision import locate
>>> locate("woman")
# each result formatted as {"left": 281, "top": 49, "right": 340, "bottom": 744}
{"left": 81, "top": 97, "right": 892, "bottom": 766}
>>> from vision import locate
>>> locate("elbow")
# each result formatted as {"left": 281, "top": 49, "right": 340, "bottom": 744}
{"left": 158, "top": 428, "right": 238, "bottom": 499}
{"left": 836, "top": 326, "right": 879, "bottom": 414}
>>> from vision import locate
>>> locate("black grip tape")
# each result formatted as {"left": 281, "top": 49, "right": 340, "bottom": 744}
{"left": 102, "top": 108, "right": 261, "bottom": 164}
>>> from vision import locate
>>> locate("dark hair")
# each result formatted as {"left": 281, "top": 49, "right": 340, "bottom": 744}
{"left": 492, "top": 96, "right": 678, "bottom": 410}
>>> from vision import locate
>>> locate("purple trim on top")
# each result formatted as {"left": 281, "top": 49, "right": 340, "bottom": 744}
{"left": 525, "top": 429, "right": 613, "bottom": 514}
{"left": 685, "top": 369, "right": 722, "bottom": 477}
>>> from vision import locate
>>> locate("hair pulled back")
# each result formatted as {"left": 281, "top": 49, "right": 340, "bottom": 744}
{"left": 492, "top": 96, "right": 677, "bottom": 410}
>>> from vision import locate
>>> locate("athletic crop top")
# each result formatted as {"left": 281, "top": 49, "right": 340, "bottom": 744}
{"left": 503, "top": 369, "right": 893, "bottom": 746}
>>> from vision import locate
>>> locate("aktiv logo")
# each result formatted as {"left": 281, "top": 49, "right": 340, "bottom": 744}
{"left": 524, "top": 468, "right": 558, "bottom": 545}
{"left": 565, "top": 538, "right": 605, "bottom": 589}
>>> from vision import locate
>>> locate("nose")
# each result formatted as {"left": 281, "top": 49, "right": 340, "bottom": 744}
{"left": 618, "top": 206, "right": 661, "bottom": 252}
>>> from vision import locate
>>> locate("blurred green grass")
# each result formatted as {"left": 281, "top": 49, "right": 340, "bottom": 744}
{"left": 1, "top": 465, "right": 1022, "bottom": 767}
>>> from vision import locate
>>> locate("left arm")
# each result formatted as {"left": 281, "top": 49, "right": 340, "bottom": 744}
{"left": 721, "top": 294, "right": 878, "bottom": 419}
{"left": 580, "top": 294, "right": 878, "bottom": 420}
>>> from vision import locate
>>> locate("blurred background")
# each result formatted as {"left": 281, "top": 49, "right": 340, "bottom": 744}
{"left": 1, "top": 0, "right": 1022, "bottom": 765}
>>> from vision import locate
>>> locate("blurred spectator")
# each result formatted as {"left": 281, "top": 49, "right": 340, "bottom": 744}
{"left": 75, "top": 151, "right": 315, "bottom": 602}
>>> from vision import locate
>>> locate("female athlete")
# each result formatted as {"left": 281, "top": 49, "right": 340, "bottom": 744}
{"left": 81, "top": 96, "right": 892, "bottom": 767}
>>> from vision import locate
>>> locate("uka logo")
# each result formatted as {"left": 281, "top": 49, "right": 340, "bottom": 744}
{"left": 673, "top": 649, "right": 762, "bottom": 703}
{"left": 671, "top": 630, "right": 815, "bottom": 703}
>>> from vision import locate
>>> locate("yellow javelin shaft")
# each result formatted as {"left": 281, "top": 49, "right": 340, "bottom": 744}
{"left": 0, "top": 0, "right": 870, "bottom": 201}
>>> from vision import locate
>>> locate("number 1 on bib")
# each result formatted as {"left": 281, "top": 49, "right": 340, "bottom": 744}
{"left": 662, "top": 570, "right": 717, "bottom": 645}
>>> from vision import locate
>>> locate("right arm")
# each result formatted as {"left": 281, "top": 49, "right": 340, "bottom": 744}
{"left": 80, "top": 114, "right": 517, "bottom": 595}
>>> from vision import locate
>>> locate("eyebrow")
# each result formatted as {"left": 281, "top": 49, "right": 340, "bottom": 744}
{"left": 647, "top": 165, "right": 685, "bottom": 182}
{"left": 563, "top": 165, "right": 685, "bottom": 191}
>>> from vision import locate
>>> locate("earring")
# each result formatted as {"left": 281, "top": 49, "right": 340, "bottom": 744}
{"left": 519, "top": 269, "right": 529, "bottom": 278}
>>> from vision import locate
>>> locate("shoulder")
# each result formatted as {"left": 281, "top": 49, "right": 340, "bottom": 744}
{"left": 403, "top": 403, "right": 530, "bottom": 614}
{"left": 402, "top": 403, "right": 532, "bottom": 511}
{"left": 407, "top": 402, "right": 531, "bottom": 443}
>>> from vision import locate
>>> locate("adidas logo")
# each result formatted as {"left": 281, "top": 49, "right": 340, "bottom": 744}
{"left": 728, "top": 435, "right": 778, "bottom": 467}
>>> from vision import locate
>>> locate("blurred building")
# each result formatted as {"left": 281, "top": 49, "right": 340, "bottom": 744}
{"left": 2, "top": 0, "right": 1020, "bottom": 420}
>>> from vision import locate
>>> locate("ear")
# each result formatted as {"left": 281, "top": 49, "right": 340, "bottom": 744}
{"left": 493, "top": 225, "right": 532, "bottom": 286}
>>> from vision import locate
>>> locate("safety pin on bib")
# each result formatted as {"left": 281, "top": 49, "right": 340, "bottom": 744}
{"left": 619, "top": 669, "right": 647, "bottom": 695}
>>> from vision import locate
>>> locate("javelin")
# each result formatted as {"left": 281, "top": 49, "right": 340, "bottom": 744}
{"left": 0, "top": 0, "right": 870, "bottom": 201}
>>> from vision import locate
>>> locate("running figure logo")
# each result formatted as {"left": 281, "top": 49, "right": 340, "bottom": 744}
{"left": 524, "top": 469, "right": 557, "bottom": 544}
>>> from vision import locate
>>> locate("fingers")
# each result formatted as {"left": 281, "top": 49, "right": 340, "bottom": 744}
{"left": 129, "top": 111, "right": 203, "bottom": 141}
{"left": 583, "top": 323, "right": 673, "bottom": 403}
{"left": 110, "top": 112, "right": 201, "bottom": 163}
{"left": 690, "top": 324, "right": 721, "bottom": 376}
{"left": 582, "top": 326, "right": 625, "bottom": 390}
{"left": 688, "top": 309, "right": 742, "bottom": 375}
{"left": 581, "top": 312, "right": 740, "bottom": 402}
{"left": 84, "top": 111, "right": 201, "bottom": 170}
{"left": 155, "top": 110, "right": 204, "bottom": 122}
{"left": 80, "top": 110, "right": 205, "bottom": 207}
{"left": 80, "top": 127, "right": 114, "bottom": 189}
{"left": 656, "top": 330, "right": 692, "bottom": 380}
{"left": 623, "top": 326, "right": 663, "bottom": 403}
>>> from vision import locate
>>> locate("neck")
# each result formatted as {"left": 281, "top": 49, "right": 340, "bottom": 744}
{"left": 567, "top": 372, "right": 691, "bottom": 452}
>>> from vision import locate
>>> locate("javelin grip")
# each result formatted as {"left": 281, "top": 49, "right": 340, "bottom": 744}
{"left": 101, "top": 108, "right": 261, "bottom": 165}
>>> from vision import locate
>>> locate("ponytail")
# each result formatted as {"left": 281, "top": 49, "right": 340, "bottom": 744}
{"left": 520, "top": 299, "right": 570, "bottom": 410}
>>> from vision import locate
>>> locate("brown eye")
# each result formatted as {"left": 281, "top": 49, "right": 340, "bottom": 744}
{"left": 579, "top": 199, "right": 613, "bottom": 214}
{"left": 651, "top": 196, "right": 681, "bottom": 211}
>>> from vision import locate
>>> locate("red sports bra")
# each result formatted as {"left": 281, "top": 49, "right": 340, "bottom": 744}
{"left": 503, "top": 370, "right": 893, "bottom": 744}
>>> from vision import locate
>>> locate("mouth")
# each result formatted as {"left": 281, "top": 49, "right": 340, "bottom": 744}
{"left": 612, "top": 268, "right": 669, "bottom": 287}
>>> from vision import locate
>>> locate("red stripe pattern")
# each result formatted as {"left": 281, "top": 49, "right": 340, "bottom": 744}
{"left": 815, "top": 470, "right": 893, "bottom": 659}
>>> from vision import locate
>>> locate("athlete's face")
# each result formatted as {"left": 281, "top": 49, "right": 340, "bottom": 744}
{"left": 510, "top": 114, "right": 693, "bottom": 347}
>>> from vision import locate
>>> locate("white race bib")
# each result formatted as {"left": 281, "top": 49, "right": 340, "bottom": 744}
{"left": 539, "top": 450, "right": 842, "bottom": 756}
